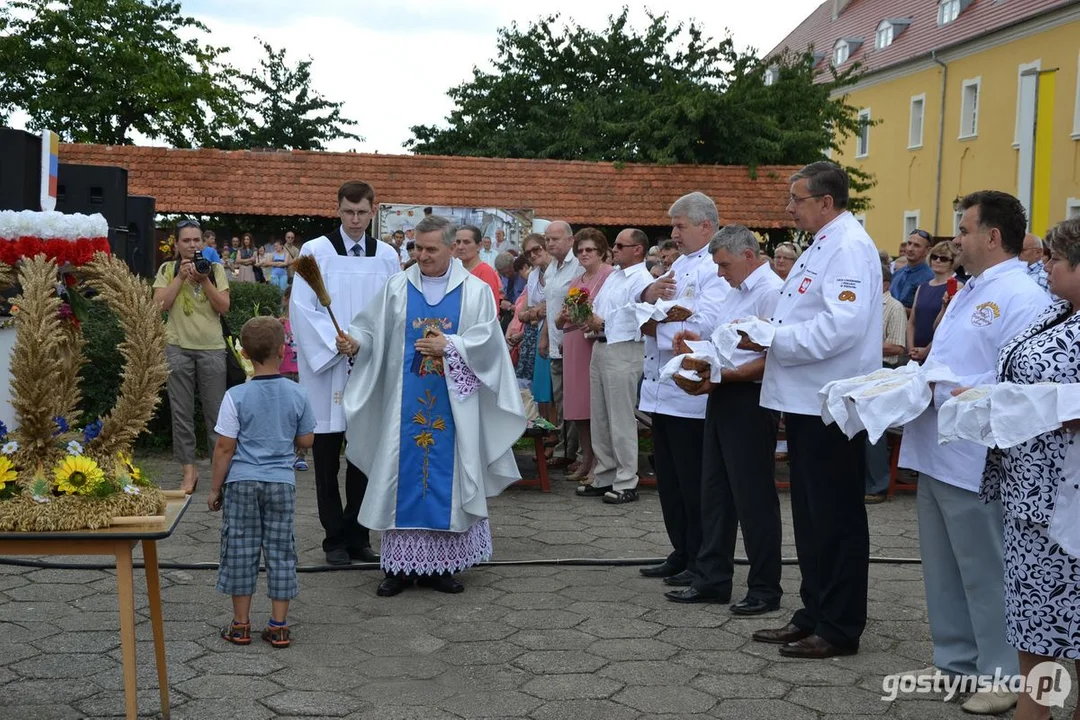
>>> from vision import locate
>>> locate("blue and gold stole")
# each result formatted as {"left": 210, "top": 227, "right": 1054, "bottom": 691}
{"left": 396, "top": 282, "right": 462, "bottom": 529}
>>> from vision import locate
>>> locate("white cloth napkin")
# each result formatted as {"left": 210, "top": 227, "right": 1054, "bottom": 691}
{"left": 710, "top": 317, "right": 776, "bottom": 368}
{"left": 819, "top": 362, "right": 957, "bottom": 442}
{"left": 939, "top": 382, "right": 1080, "bottom": 449}
{"left": 659, "top": 354, "right": 705, "bottom": 384}
{"left": 630, "top": 298, "right": 692, "bottom": 328}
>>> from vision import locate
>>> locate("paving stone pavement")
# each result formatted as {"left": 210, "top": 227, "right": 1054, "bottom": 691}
{"left": 0, "top": 451, "right": 1076, "bottom": 719}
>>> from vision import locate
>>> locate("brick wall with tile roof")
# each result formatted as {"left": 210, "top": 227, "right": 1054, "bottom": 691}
{"left": 57, "top": 144, "right": 800, "bottom": 230}
{"left": 768, "top": 0, "right": 1070, "bottom": 78}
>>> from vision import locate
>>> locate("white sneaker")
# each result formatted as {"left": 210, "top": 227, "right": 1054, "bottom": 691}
{"left": 961, "top": 689, "right": 1018, "bottom": 715}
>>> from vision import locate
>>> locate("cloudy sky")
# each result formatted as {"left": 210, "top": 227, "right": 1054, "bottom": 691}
{"left": 175, "top": 0, "right": 823, "bottom": 154}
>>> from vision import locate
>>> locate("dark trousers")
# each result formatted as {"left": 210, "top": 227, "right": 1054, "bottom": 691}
{"left": 785, "top": 412, "right": 869, "bottom": 650}
{"left": 651, "top": 413, "right": 705, "bottom": 571}
{"left": 312, "top": 431, "right": 370, "bottom": 552}
{"left": 694, "top": 384, "right": 782, "bottom": 603}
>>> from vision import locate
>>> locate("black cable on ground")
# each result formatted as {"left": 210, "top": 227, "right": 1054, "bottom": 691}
{"left": 0, "top": 555, "right": 922, "bottom": 572}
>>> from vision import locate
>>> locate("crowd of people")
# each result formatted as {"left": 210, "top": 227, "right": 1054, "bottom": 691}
{"left": 153, "top": 168, "right": 1079, "bottom": 720}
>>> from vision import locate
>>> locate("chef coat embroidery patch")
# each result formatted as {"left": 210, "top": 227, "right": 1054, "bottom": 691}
{"left": 798, "top": 277, "right": 812, "bottom": 294}
{"left": 971, "top": 301, "right": 1000, "bottom": 327}
{"left": 838, "top": 290, "right": 856, "bottom": 302}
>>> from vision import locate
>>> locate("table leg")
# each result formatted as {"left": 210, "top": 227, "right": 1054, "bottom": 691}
{"left": 115, "top": 542, "right": 139, "bottom": 720}
{"left": 143, "top": 540, "right": 171, "bottom": 719}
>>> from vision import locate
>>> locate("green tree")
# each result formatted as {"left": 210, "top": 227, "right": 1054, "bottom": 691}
{"left": 408, "top": 10, "right": 874, "bottom": 208}
{"left": 0, "top": 0, "right": 241, "bottom": 147}
{"left": 214, "top": 41, "right": 362, "bottom": 151}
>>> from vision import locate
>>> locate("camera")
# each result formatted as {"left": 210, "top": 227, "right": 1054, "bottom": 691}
{"left": 191, "top": 250, "right": 211, "bottom": 276}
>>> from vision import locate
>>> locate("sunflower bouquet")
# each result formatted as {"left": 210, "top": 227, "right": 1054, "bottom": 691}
{"left": 563, "top": 286, "right": 592, "bottom": 324}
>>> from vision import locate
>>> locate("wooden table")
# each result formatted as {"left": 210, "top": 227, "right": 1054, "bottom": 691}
{"left": 0, "top": 494, "right": 191, "bottom": 720}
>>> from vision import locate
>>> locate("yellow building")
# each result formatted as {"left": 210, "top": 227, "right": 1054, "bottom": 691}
{"left": 768, "top": 0, "right": 1080, "bottom": 251}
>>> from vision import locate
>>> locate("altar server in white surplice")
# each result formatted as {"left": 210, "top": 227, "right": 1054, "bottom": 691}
{"left": 337, "top": 215, "right": 525, "bottom": 597}
{"left": 290, "top": 181, "right": 399, "bottom": 567}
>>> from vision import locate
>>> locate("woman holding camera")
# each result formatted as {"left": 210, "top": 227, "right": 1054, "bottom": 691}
{"left": 153, "top": 220, "right": 231, "bottom": 494}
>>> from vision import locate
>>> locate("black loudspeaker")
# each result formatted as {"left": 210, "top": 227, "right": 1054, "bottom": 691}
{"left": 0, "top": 128, "right": 42, "bottom": 211}
{"left": 123, "top": 195, "right": 156, "bottom": 279}
{"left": 56, "top": 163, "right": 129, "bottom": 255}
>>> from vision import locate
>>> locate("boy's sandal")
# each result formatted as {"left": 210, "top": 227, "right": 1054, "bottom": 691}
{"left": 220, "top": 620, "right": 251, "bottom": 645}
{"left": 261, "top": 624, "right": 291, "bottom": 648}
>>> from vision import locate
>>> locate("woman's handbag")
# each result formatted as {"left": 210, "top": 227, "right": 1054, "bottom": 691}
{"left": 220, "top": 316, "right": 247, "bottom": 388}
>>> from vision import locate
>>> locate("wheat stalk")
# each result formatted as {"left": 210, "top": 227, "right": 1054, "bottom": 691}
{"left": 292, "top": 254, "right": 344, "bottom": 337}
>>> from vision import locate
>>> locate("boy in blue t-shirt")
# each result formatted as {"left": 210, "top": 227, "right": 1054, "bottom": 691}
{"left": 209, "top": 316, "right": 315, "bottom": 649}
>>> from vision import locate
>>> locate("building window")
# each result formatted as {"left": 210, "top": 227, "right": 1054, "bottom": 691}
{"left": 1073, "top": 51, "right": 1080, "bottom": 138}
{"left": 959, "top": 77, "right": 980, "bottom": 139}
{"left": 939, "top": 0, "right": 961, "bottom": 25}
{"left": 904, "top": 211, "right": 920, "bottom": 239}
{"left": 1068, "top": 198, "right": 1080, "bottom": 219}
{"left": 909, "top": 94, "right": 925, "bottom": 148}
{"left": 953, "top": 209, "right": 964, "bottom": 235}
{"left": 876, "top": 20, "right": 894, "bottom": 49}
{"left": 834, "top": 39, "right": 850, "bottom": 65}
{"left": 856, "top": 109, "right": 870, "bottom": 157}
{"left": 855, "top": 215, "right": 867, "bottom": 228}
{"left": 764, "top": 67, "right": 778, "bottom": 86}
{"left": 1015, "top": 61, "right": 1042, "bottom": 147}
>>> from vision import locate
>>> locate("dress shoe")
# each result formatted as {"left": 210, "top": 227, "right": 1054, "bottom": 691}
{"left": 778, "top": 634, "right": 857, "bottom": 659}
{"left": 348, "top": 546, "right": 380, "bottom": 563}
{"left": 664, "top": 587, "right": 730, "bottom": 604}
{"left": 752, "top": 622, "right": 812, "bottom": 645}
{"left": 730, "top": 597, "right": 781, "bottom": 616}
{"left": 325, "top": 548, "right": 351, "bottom": 566}
{"left": 376, "top": 574, "right": 413, "bottom": 597}
{"left": 417, "top": 573, "right": 465, "bottom": 594}
{"left": 960, "top": 689, "right": 1017, "bottom": 715}
{"left": 575, "top": 484, "right": 609, "bottom": 497}
{"left": 662, "top": 570, "right": 695, "bottom": 587}
{"left": 639, "top": 562, "right": 683, "bottom": 578}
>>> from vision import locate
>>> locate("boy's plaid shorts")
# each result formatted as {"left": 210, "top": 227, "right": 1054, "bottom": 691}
{"left": 216, "top": 481, "right": 298, "bottom": 600}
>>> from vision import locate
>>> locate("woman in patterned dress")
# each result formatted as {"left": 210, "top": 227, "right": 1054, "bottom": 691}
{"left": 980, "top": 217, "right": 1080, "bottom": 720}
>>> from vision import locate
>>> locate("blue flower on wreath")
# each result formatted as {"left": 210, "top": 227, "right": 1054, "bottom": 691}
{"left": 0, "top": 420, "right": 7, "bottom": 441}
{"left": 83, "top": 419, "right": 103, "bottom": 443}
{"left": 52, "top": 416, "right": 69, "bottom": 437}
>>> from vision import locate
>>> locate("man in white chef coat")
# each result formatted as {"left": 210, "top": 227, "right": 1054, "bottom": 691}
{"left": 290, "top": 180, "right": 400, "bottom": 565}
{"left": 894, "top": 191, "right": 1050, "bottom": 716}
{"left": 635, "top": 192, "right": 730, "bottom": 587}
{"left": 749, "top": 162, "right": 882, "bottom": 659}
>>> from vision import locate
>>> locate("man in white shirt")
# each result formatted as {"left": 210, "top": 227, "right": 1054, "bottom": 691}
{"left": 1020, "top": 233, "right": 1049, "bottom": 292}
{"left": 664, "top": 225, "right": 784, "bottom": 614}
{"left": 542, "top": 221, "right": 584, "bottom": 466}
{"left": 575, "top": 228, "right": 653, "bottom": 503}
{"left": 494, "top": 228, "right": 514, "bottom": 253}
{"left": 636, "top": 192, "right": 730, "bottom": 587}
{"left": 478, "top": 236, "right": 498, "bottom": 269}
{"left": 750, "top": 162, "right": 882, "bottom": 659}
{"left": 290, "top": 180, "right": 401, "bottom": 566}
{"left": 896, "top": 191, "right": 1050, "bottom": 716}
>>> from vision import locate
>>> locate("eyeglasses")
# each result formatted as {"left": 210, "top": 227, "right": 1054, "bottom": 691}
{"left": 929, "top": 254, "right": 954, "bottom": 262}
{"left": 576, "top": 247, "right": 599, "bottom": 255}
{"left": 788, "top": 193, "right": 825, "bottom": 204}
{"left": 176, "top": 219, "right": 201, "bottom": 229}
{"left": 526, "top": 246, "right": 544, "bottom": 256}
{"left": 774, "top": 254, "right": 796, "bottom": 261}
{"left": 613, "top": 242, "right": 636, "bottom": 250}
{"left": 911, "top": 229, "right": 931, "bottom": 240}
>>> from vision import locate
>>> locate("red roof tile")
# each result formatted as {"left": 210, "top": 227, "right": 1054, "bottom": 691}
{"left": 57, "top": 144, "right": 799, "bottom": 229}
{"left": 768, "top": 0, "right": 1070, "bottom": 77}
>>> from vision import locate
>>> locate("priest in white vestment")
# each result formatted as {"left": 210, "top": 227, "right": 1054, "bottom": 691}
{"left": 290, "top": 181, "right": 400, "bottom": 566}
{"left": 337, "top": 215, "right": 526, "bottom": 596}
